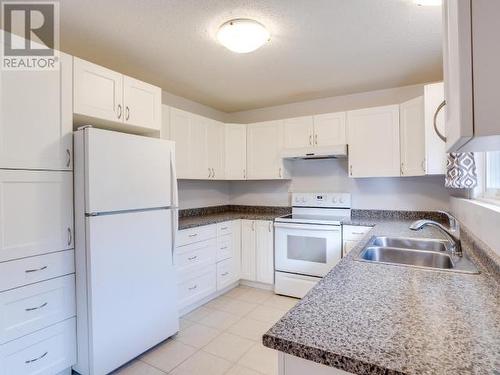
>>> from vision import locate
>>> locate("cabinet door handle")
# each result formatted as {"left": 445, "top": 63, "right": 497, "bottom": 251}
{"left": 349, "top": 165, "right": 353, "bottom": 176}
{"left": 208, "top": 168, "right": 212, "bottom": 178}
{"left": 421, "top": 159, "right": 426, "bottom": 172}
{"left": 401, "top": 162, "right": 404, "bottom": 175}
{"left": 66, "top": 149, "right": 71, "bottom": 168}
{"left": 252, "top": 221, "right": 255, "bottom": 231}
{"left": 268, "top": 222, "right": 272, "bottom": 232}
{"left": 67, "top": 227, "right": 72, "bottom": 246}
{"left": 188, "top": 284, "right": 198, "bottom": 291}
{"left": 314, "top": 134, "right": 318, "bottom": 145}
{"left": 117, "top": 104, "right": 122, "bottom": 119}
{"left": 25, "top": 351, "right": 48, "bottom": 364}
{"left": 243, "top": 169, "right": 246, "bottom": 179}
{"left": 25, "top": 302, "right": 48, "bottom": 312}
{"left": 25, "top": 266, "right": 47, "bottom": 273}
{"left": 309, "top": 134, "right": 313, "bottom": 145}
{"left": 212, "top": 168, "right": 216, "bottom": 178}
{"left": 188, "top": 255, "right": 198, "bottom": 261}
{"left": 433, "top": 100, "right": 447, "bottom": 142}
{"left": 125, "top": 106, "right": 130, "bottom": 121}
{"left": 278, "top": 167, "right": 282, "bottom": 178}
{"left": 221, "top": 272, "right": 229, "bottom": 276}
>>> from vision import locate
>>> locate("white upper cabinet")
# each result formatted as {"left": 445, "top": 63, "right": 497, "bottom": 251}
{"left": 207, "top": 120, "right": 225, "bottom": 180}
{"left": 247, "top": 120, "right": 288, "bottom": 179}
{"left": 400, "top": 96, "right": 425, "bottom": 176}
{"left": 443, "top": 0, "right": 500, "bottom": 152}
{"left": 73, "top": 57, "right": 123, "bottom": 124}
{"left": 225, "top": 124, "right": 247, "bottom": 180}
{"left": 169, "top": 108, "right": 191, "bottom": 179}
{"left": 283, "top": 117, "right": 314, "bottom": 149}
{"left": 74, "top": 57, "right": 161, "bottom": 134}
{"left": 0, "top": 170, "right": 73, "bottom": 263}
{"left": 0, "top": 52, "right": 72, "bottom": 170}
{"left": 313, "top": 112, "right": 346, "bottom": 147}
{"left": 190, "top": 115, "right": 210, "bottom": 179}
{"left": 123, "top": 76, "right": 161, "bottom": 131}
{"left": 348, "top": 105, "right": 400, "bottom": 178}
{"left": 424, "top": 82, "right": 447, "bottom": 175}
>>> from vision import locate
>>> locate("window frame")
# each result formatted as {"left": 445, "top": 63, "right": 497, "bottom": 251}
{"left": 473, "top": 152, "right": 500, "bottom": 205}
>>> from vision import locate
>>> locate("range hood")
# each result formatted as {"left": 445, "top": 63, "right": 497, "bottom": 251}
{"left": 281, "top": 145, "right": 348, "bottom": 160}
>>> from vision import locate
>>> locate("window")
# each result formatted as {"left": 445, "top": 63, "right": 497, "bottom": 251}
{"left": 483, "top": 151, "right": 500, "bottom": 200}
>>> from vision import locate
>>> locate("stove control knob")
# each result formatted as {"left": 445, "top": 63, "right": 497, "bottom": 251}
{"left": 339, "top": 197, "right": 344, "bottom": 204}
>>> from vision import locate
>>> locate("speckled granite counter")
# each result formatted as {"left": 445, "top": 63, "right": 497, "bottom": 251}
{"left": 178, "top": 205, "right": 291, "bottom": 230}
{"left": 263, "top": 218, "right": 500, "bottom": 375}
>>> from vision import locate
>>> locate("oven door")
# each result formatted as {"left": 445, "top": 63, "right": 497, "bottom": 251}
{"left": 274, "top": 222, "right": 341, "bottom": 277}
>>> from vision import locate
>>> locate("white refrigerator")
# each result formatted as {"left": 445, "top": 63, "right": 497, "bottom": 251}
{"left": 73, "top": 127, "right": 179, "bottom": 375}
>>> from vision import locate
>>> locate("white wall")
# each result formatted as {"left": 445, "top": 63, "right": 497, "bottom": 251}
{"left": 178, "top": 180, "right": 230, "bottom": 209}
{"left": 162, "top": 90, "right": 229, "bottom": 122}
{"left": 450, "top": 197, "right": 500, "bottom": 256}
{"left": 229, "top": 159, "right": 451, "bottom": 210}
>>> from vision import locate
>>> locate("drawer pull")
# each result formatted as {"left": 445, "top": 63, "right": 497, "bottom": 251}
{"left": 25, "top": 351, "right": 48, "bottom": 364}
{"left": 25, "top": 302, "right": 48, "bottom": 312}
{"left": 25, "top": 266, "right": 48, "bottom": 273}
{"left": 351, "top": 232, "right": 365, "bottom": 235}
{"left": 188, "top": 285, "right": 198, "bottom": 291}
{"left": 221, "top": 272, "right": 229, "bottom": 276}
{"left": 188, "top": 233, "right": 198, "bottom": 238}
{"left": 220, "top": 246, "right": 228, "bottom": 250}
{"left": 188, "top": 255, "right": 198, "bottom": 261}
{"left": 220, "top": 227, "right": 228, "bottom": 230}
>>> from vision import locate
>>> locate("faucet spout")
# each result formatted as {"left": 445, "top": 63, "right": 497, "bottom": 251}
{"left": 409, "top": 218, "right": 462, "bottom": 257}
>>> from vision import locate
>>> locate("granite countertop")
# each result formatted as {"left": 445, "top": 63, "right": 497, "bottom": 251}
{"left": 178, "top": 205, "right": 291, "bottom": 230}
{"left": 263, "top": 218, "right": 500, "bottom": 375}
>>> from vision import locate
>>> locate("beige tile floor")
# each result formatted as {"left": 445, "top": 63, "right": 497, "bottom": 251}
{"left": 113, "top": 285, "right": 299, "bottom": 375}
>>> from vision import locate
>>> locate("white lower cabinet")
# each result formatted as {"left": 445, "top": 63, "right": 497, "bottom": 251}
{"left": 342, "top": 225, "right": 372, "bottom": 257}
{"left": 0, "top": 275, "right": 75, "bottom": 344}
{"left": 241, "top": 220, "right": 274, "bottom": 284}
{"left": 0, "top": 170, "right": 74, "bottom": 263}
{"left": 177, "top": 266, "right": 217, "bottom": 309}
{"left": 216, "top": 258, "right": 238, "bottom": 291}
{"left": 0, "top": 318, "right": 76, "bottom": 375}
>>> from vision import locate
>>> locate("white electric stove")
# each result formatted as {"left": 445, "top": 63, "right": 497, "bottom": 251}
{"left": 274, "top": 192, "right": 351, "bottom": 298}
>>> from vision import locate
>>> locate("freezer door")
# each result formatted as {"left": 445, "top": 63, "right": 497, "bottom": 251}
{"left": 85, "top": 209, "right": 178, "bottom": 375}
{"left": 84, "top": 128, "right": 174, "bottom": 213}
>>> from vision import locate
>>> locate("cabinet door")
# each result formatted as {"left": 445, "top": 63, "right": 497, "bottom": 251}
{"left": 283, "top": 116, "right": 313, "bottom": 149}
{"left": 255, "top": 221, "right": 274, "bottom": 285}
{"left": 240, "top": 220, "right": 256, "bottom": 281}
{"left": 442, "top": 0, "right": 473, "bottom": 152}
{"left": 400, "top": 96, "right": 425, "bottom": 176}
{"left": 123, "top": 75, "right": 161, "bottom": 132}
{"left": 207, "top": 120, "right": 225, "bottom": 180}
{"left": 170, "top": 108, "right": 191, "bottom": 179}
{"left": 161, "top": 105, "right": 171, "bottom": 140}
{"left": 347, "top": 105, "right": 401, "bottom": 178}
{"left": 247, "top": 120, "right": 284, "bottom": 179}
{"left": 313, "top": 112, "right": 346, "bottom": 146}
{"left": 0, "top": 52, "right": 72, "bottom": 170}
{"left": 190, "top": 115, "right": 210, "bottom": 179}
{"left": 231, "top": 220, "right": 242, "bottom": 282}
{"left": 225, "top": 124, "right": 247, "bottom": 180}
{"left": 0, "top": 170, "right": 73, "bottom": 262}
{"left": 424, "top": 83, "right": 447, "bottom": 175}
{"left": 73, "top": 57, "right": 123, "bottom": 123}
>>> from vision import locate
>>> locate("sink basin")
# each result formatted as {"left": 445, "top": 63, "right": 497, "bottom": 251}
{"left": 372, "top": 236, "right": 449, "bottom": 252}
{"left": 356, "top": 236, "right": 479, "bottom": 274}
{"left": 359, "top": 246, "right": 453, "bottom": 269}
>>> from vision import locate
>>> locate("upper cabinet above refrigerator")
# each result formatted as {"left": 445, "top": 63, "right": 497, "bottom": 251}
{"left": 443, "top": 0, "right": 500, "bottom": 152}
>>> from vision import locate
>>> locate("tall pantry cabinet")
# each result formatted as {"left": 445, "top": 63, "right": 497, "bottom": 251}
{"left": 0, "top": 48, "right": 76, "bottom": 374}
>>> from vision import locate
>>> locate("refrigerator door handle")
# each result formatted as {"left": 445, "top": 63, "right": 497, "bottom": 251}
{"left": 170, "top": 147, "right": 179, "bottom": 252}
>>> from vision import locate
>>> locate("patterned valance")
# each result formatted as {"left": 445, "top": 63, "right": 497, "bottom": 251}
{"left": 445, "top": 152, "right": 477, "bottom": 189}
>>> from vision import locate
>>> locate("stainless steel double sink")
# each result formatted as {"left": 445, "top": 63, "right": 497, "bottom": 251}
{"left": 357, "top": 236, "right": 479, "bottom": 274}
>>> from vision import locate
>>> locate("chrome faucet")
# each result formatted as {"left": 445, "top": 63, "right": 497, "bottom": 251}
{"left": 409, "top": 213, "right": 462, "bottom": 257}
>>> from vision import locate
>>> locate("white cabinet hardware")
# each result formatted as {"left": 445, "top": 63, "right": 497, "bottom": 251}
{"left": 25, "top": 266, "right": 48, "bottom": 274}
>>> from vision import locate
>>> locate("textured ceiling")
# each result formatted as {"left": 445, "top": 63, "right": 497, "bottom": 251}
{"left": 60, "top": 0, "right": 443, "bottom": 112}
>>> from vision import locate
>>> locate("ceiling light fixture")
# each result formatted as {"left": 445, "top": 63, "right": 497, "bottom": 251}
{"left": 413, "top": 0, "right": 442, "bottom": 6}
{"left": 217, "top": 18, "right": 270, "bottom": 53}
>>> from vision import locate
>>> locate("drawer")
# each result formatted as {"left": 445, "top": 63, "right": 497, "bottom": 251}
{"left": 0, "top": 250, "right": 75, "bottom": 292}
{"left": 0, "top": 275, "right": 76, "bottom": 344}
{"left": 176, "top": 225, "right": 216, "bottom": 247}
{"left": 0, "top": 318, "right": 76, "bottom": 375}
{"left": 177, "top": 266, "right": 216, "bottom": 310}
{"left": 216, "top": 259, "right": 237, "bottom": 291}
{"left": 174, "top": 240, "right": 216, "bottom": 282}
{"left": 216, "top": 222, "right": 233, "bottom": 238}
{"left": 216, "top": 236, "right": 233, "bottom": 262}
{"left": 342, "top": 225, "right": 372, "bottom": 241}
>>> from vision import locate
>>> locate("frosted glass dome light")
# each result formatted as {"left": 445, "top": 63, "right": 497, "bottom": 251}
{"left": 217, "top": 19, "right": 270, "bottom": 53}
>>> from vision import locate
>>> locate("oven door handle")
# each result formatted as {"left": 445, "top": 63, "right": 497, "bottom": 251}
{"left": 274, "top": 223, "right": 340, "bottom": 231}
